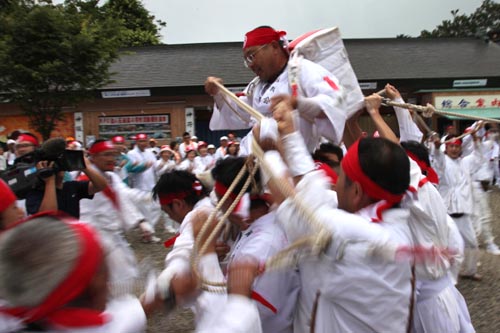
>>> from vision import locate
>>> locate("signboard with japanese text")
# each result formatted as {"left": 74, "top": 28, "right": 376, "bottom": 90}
{"left": 98, "top": 114, "right": 171, "bottom": 140}
{"left": 435, "top": 95, "right": 500, "bottom": 109}
{"left": 101, "top": 90, "right": 151, "bottom": 98}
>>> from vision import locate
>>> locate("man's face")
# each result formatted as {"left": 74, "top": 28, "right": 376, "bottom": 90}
{"left": 91, "top": 150, "right": 118, "bottom": 172}
{"left": 445, "top": 143, "right": 462, "bottom": 159}
{"left": 15, "top": 141, "right": 36, "bottom": 157}
{"left": 220, "top": 139, "right": 228, "bottom": 147}
{"left": 243, "top": 43, "right": 279, "bottom": 82}
{"left": 335, "top": 169, "right": 356, "bottom": 213}
{"left": 198, "top": 147, "right": 207, "bottom": 156}
{"left": 186, "top": 151, "right": 196, "bottom": 160}
{"left": 161, "top": 201, "right": 185, "bottom": 224}
{"left": 149, "top": 141, "right": 156, "bottom": 148}
{"left": 183, "top": 135, "right": 191, "bottom": 144}
{"left": 0, "top": 202, "right": 25, "bottom": 229}
{"left": 137, "top": 140, "right": 148, "bottom": 151}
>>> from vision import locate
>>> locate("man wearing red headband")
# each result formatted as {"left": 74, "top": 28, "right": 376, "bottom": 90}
{"left": 24, "top": 146, "right": 107, "bottom": 219}
{"left": 80, "top": 139, "right": 155, "bottom": 290}
{"left": 0, "top": 214, "right": 162, "bottom": 332}
{"left": 14, "top": 133, "right": 39, "bottom": 158}
{"left": 254, "top": 98, "right": 414, "bottom": 333}
{"left": 431, "top": 130, "right": 484, "bottom": 281}
{"left": 127, "top": 133, "right": 161, "bottom": 241}
{"left": 209, "top": 156, "right": 300, "bottom": 333}
{"left": 205, "top": 25, "right": 347, "bottom": 155}
{"left": 363, "top": 94, "right": 474, "bottom": 333}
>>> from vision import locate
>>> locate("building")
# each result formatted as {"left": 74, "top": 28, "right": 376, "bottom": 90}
{"left": 1, "top": 36, "right": 499, "bottom": 145}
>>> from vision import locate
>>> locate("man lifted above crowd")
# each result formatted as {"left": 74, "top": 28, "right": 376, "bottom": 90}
{"left": 205, "top": 26, "right": 348, "bottom": 154}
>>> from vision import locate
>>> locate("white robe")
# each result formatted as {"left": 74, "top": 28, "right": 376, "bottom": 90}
{"left": 210, "top": 59, "right": 347, "bottom": 153}
{"left": 404, "top": 160, "right": 473, "bottom": 333}
{"left": 228, "top": 211, "right": 300, "bottom": 333}
{"left": 0, "top": 296, "right": 147, "bottom": 333}
{"left": 276, "top": 171, "right": 413, "bottom": 333}
{"left": 80, "top": 171, "right": 150, "bottom": 291}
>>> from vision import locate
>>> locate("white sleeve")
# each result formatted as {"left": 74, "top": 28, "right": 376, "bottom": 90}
{"left": 276, "top": 171, "right": 395, "bottom": 259}
{"left": 104, "top": 296, "right": 147, "bottom": 333}
{"left": 393, "top": 97, "right": 423, "bottom": 142}
{"left": 209, "top": 93, "right": 253, "bottom": 130}
{"left": 196, "top": 295, "right": 262, "bottom": 333}
{"left": 298, "top": 60, "right": 348, "bottom": 144}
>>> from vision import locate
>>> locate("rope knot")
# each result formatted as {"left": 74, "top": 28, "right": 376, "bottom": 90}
{"left": 422, "top": 104, "right": 436, "bottom": 118}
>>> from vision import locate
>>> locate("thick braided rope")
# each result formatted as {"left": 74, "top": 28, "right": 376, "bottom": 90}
{"left": 191, "top": 157, "right": 259, "bottom": 289}
{"left": 250, "top": 138, "right": 332, "bottom": 270}
{"left": 209, "top": 82, "right": 334, "bottom": 275}
{"left": 190, "top": 161, "right": 249, "bottom": 287}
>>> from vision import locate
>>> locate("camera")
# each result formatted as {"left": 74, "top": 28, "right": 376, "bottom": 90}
{"left": 0, "top": 138, "right": 86, "bottom": 198}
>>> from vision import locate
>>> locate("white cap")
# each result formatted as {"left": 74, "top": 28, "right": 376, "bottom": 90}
{"left": 207, "top": 144, "right": 215, "bottom": 149}
{"left": 220, "top": 136, "right": 228, "bottom": 141}
{"left": 160, "top": 145, "right": 173, "bottom": 153}
{"left": 191, "top": 136, "right": 198, "bottom": 140}
{"left": 7, "top": 139, "right": 16, "bottom": 145}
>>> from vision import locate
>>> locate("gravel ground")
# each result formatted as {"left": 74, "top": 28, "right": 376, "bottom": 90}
{"left": 129, "top": 189, "right": 500, "bottom": 333}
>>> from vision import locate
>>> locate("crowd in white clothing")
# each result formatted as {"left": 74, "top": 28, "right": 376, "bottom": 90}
{"left": 1, "top": 25, "right": 500, "bottom": 333}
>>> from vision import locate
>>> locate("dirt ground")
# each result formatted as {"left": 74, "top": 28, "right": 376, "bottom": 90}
{"left": 128, "top": 188, "right": 500, "bottom": 333}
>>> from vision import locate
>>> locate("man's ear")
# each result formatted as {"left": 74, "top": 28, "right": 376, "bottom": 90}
{"left": 351, "top": 181, "right": 365, "bottom": 209}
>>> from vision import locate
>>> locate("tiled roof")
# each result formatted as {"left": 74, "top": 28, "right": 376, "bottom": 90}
{"left": 105, "top": 38, "right": 500, "bottom": 90}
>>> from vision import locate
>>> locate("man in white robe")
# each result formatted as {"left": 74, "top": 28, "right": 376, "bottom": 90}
{"left": 258, "top": 97, "right": 414, "bottom": 333}
{"left": 205, "top": 26, "right": 347, "bottom": 154}
{"left": 431, "top": 133, "right": 483, "bottom": 281}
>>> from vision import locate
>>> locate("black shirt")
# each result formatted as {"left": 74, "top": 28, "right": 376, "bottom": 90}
{"left": 26, "top": 181, "right": 93, "bottom": 218}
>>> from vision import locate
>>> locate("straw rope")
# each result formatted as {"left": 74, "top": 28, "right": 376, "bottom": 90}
{"left": 191, "top": 156, "right": 259, "bottom": 290}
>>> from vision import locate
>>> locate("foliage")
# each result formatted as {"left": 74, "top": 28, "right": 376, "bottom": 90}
{"left": 420, "top": 0, "right": 500, "bottom": 38}
{"left": 0, "top": 1, "right": 122, "bottom": 139}
{"left": 0, "top": 0, "right": 165, "bottom": 139}
{"left": 101, "top": 0, "right": 166, "bottom": 47}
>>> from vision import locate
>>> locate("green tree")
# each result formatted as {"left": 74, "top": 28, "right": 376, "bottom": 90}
{"left": 102, "top": 0, "right": 166, "bottom": 47}
{"left": 420, "top": 0, "right": 500, "bottom": 38}
{"left": 0, "top": 1, "right": 122, "bottom": 139}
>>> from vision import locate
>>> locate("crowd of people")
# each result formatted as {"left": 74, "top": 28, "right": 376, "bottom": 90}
{"left": 0, "top": 25, "right": 498, "bottom": 332}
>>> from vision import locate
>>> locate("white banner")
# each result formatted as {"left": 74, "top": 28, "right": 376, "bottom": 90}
{"left": 435, "top": 94, "right": 500, "bottom": 109}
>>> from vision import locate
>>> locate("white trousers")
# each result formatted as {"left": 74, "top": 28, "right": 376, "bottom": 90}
{"left": 451, "top": 214, "right": 479, "bottom": 276}
{"left": 471, "top": 183, "right": 495, "bottom": 245}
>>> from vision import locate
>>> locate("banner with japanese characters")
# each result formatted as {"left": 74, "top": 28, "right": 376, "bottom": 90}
{"left": 98, "top": 114, "right": 171, "bottom": 140}
{"left": 435, "top": 95, "right": 500, "bottom": 109}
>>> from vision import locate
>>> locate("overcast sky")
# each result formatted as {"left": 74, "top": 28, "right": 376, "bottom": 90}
{"left": 141, "top": 0, "right": 486, "bottom": 44}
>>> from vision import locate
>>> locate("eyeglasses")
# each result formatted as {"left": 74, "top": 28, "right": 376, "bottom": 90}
{"left": 243, "top": 44, "right": 268, "bottom": 68}
{"left": 15, "top": 143, "right": 34, "bottom": 149}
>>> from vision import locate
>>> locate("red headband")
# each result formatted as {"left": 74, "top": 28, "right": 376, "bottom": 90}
{"left": 446, "top": 138, "right": 462, "bottom": 146}
{"left": 243, "top": 27, "right": 286, "bottom": 49}
{"left": 89, "top": 141, "right": 115, "bottom": 154}
{"left": 158, "top": 181, "right": 203, "bottom": 205}
{"left": 1, "top": 213, "right": 106, "bottom": 327}
{"left": 16, "top": 134, "right": 39, "bottom": 146}
{"left": 136, "top": 133, "right": 147, "bottom": 141}
{"left": 0, "top": 179, "right": 17, "bottom": 213}
{"left": 214, "top": 181, "right": 243, "bottom": 212}
{"left": 159, "top": 192, "right": 189, "bottom": 205}
{"left": 111, "top": 135, "right": 125, "bottom": 144}
{"left": 406, "top": 151, "right": 439, "bottom": 185}
{"left": 314, "top": 161, "right": 338, "bottom": 185}
{"left": 341, "top": 139, "right": 404, "bottom": 204}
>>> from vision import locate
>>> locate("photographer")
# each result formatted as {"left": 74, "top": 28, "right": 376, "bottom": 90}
{"left": 25, "top": 154, "right": 107, "bottom": 218}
